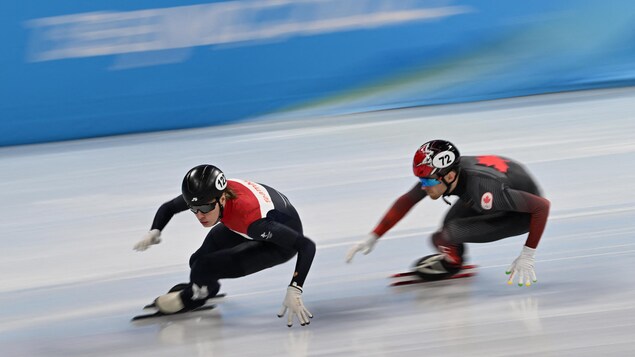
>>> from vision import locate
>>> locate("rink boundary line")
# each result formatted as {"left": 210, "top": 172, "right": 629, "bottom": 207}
{"left": 1, "top": 205, "right": 633, "bottom": 295}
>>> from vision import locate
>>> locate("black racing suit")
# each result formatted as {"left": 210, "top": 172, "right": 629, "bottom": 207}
{"left": 149, "top": 179, "right": 316, "bottom": 298}
{"left": 372, "top": 155, "right": 550, "bottom": 261}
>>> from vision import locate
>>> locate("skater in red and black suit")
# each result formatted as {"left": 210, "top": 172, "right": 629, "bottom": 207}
{"left": 134, "top": 165, "right": 315, "bottom": 326}
{"left": 346, "top": 140, "right": 550, "bottom": 286}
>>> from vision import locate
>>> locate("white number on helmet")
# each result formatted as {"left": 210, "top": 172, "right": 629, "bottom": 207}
{"left": 433, "top": 151, "right": 456, "bottom": 168}
{"left": 215, "top": 173, "right": 227, "bottom": 190}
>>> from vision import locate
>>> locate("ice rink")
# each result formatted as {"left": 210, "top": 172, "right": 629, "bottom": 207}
{"left": 2, "top": 88, "right": 635, "bottom": 356}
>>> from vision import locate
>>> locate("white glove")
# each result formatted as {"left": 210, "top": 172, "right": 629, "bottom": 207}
{"left": 345, "top": 233, "right": 379, "bottom": 263}
{"left": 506, "top": 246, "right": 538, "bottom": 287}
{"left": 133, "top": 229, "right": 161, "bottom": 251}
{"left": 277, "top": 284, "right": 312, "bottom": 327}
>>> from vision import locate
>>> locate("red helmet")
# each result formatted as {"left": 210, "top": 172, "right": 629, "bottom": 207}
{"left": 412, "top": 140, "right": 460, "bottom": 177}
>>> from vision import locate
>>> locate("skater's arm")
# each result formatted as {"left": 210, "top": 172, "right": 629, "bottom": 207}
{"left": 372, "top": 182, "right": 427, "bottom": 237}
{"left": 134, "top": 195, "right": 189, "bottom": 251}
{"left": 276, "top": 234, "right": 316, "bottom": 327}
{"left": 150, "top": 195, "right": 190, "bottom": 231}
{"left": 345, "top": 183, "right": 426, "bottom": 263}
{"left": 504, "top": 189, "right": 550, "bottom": 249}
{"left": 289, "top": 236, "right": 316, "bottom": 287}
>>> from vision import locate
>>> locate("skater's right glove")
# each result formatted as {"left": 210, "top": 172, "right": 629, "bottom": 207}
{"left": 133, "top": 229, "right": 161, "bottom": 251}
{"left": 506, "top": 246, "right": 537, "bottom": 287}
{"left": 346, "top": 233, "right": 379, "bottom": 263}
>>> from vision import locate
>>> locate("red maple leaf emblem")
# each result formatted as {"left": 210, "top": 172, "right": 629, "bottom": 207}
{"left": 483, "top": 195, "right": 491, "bottom": 204}
{"left": 477, "top": 156, "right": 509, "bottom": 173}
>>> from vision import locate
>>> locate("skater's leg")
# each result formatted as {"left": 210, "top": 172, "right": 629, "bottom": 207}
{"left": 418, "top": 203, "right": 531, "bottom": 279}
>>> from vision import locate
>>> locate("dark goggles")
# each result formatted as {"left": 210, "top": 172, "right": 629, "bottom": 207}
{"left": 189, "top": 200, "right": 218, "bottom": 214}
{"left": 419, "top": 177, "right": 441, "bottom": 187}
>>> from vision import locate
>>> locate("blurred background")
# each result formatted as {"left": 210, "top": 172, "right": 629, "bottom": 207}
{"left": 2, "top": 1, "right": 635, "bottom": 356}
{"left": 2, "top": 0, "right": 634, "bottom": 146}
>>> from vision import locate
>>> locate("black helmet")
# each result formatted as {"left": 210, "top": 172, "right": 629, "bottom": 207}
{"left": 412, "top": 139, "right": 460, "bottom": 178}
{"left": 181, "top": 165, "right": 227, "bottom": 206}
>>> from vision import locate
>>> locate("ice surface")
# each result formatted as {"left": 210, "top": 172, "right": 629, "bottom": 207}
{"left": 1, "top": 88, "right": 634, "bottom": 356}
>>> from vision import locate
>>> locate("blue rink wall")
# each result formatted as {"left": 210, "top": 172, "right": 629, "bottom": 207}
{"left": 1, "top": 0, "right": 634, "bottom": 146}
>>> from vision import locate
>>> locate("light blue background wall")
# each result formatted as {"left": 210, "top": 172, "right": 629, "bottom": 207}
{"left": 2, "top": 0, "right": 634, "bottom": 146}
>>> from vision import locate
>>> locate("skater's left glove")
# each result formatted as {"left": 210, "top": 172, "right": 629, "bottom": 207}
{"left": 133, "top": 229, "right": 161, "bottom": 251}
{"left": 277, "top": 283, "right": 313, "bottom": 327}
{"left": 506, "top": 246, "right": 537, "bottom": 287}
